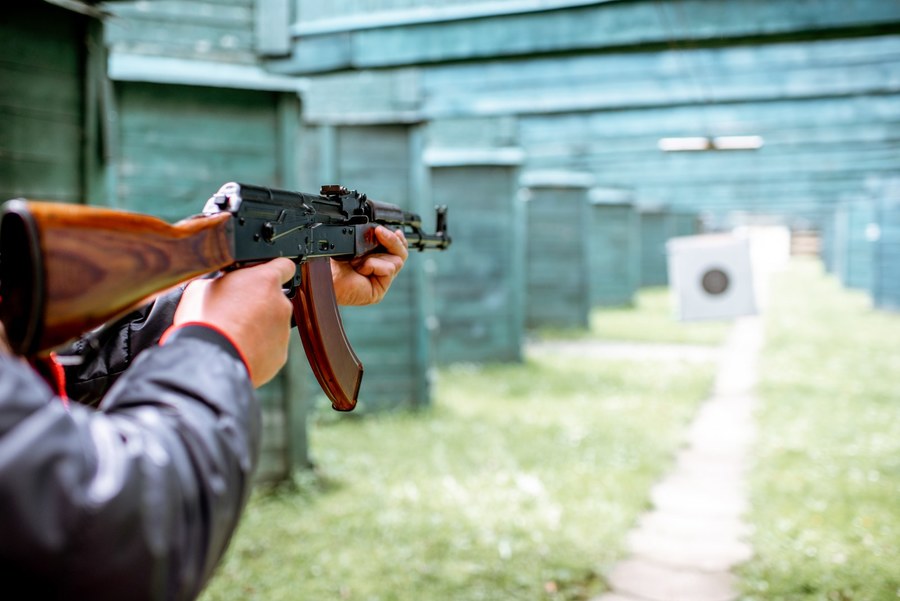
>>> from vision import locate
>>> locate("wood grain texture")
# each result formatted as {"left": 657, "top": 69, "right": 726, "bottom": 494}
{"left": 28, "top": 202, "right": 234, "bottom": 351}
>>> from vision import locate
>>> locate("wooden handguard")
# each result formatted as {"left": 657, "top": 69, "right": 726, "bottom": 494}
{"left": 0, "top": 200, "right": 235, "bottom": 356}
{"left": 292, "top": 257, "right": 363, "bottom": 411}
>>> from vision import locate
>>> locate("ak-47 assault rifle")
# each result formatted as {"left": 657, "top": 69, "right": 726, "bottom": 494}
{"left": 0, "top": 182, "right": 451, "bottom": 411}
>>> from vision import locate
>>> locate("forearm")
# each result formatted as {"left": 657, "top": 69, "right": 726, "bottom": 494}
{"left": 0, "top": 328, "right": 259, "bottom": 600}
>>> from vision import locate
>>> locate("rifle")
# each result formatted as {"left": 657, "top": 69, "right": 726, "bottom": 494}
{"left": 0, "top": 182, "right": 451, "bottom": 411}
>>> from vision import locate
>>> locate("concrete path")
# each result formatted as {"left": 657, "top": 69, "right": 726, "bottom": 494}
{"left": 592, "top": 315, "right": 763, "bottom": 601}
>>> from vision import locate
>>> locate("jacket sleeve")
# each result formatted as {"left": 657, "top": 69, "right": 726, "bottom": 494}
{"left": 0, "top": 326, "right": 259, "bottom": 601}
{"left": 60, "top": 287, "right": 185, "bottom": 407}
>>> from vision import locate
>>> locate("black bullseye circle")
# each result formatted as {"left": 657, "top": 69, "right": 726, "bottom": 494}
{"left": 701, "top": 268, "right": 730, "bottom": 295}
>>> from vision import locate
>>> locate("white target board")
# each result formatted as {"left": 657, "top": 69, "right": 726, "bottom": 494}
{"left": 666, "top": 234, "right": 757, "bottom": 321}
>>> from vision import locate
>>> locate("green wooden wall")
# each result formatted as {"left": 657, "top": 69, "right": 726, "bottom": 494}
{"left": 290, "top": 4, "right": 900, "bottom": 230}
{"left": 523, "top": 174, "right": 593, "bottom": 329}
{"left": 588, "top": 189, "right": 640, "bottom": 307}
{"left": 114, "top": 83, "right": 282, "bottom": 216}
{"left": 1, "top": 3, "right": 91, "bottom": 203}
{"left": 105, "top": 0, "right": 258, "bottom": 65}
{"left": 271, "top": 0, "right": 900, "bottom": 74}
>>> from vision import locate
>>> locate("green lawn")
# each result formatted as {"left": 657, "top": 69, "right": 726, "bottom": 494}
{"left": 198, "top": 258, "right": 898, "bottom": 601}
{"left": 535, "top": 287, "right": 732, "bottom": 346}
{"left": 740, "top": 259, "right": 900, "bottom": 600}
{"left": 201, "top": 334, "right": 716, "bottom": 600}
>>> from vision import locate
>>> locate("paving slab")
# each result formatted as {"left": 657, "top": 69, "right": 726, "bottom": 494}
{"left": 592, "top": 593, "right": 646, "bottom": 601}
{"left": 627, "top": 528, "right": 753, "bottom": 572}
{"left": 592, "top": 593, "right": 647, "bottom": 601}
{"left": 636, "top": 510, "right": 752, "bottom": 541}
{"left": 649, "top": 479, "right": 748, "bottom": 519}
{"left": 606, "top": 558, "right": 738, "bottom": 601}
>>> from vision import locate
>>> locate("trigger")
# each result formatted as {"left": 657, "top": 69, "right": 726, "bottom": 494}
{"left": 283, "top": 267, "right": 303, "bottom": 300}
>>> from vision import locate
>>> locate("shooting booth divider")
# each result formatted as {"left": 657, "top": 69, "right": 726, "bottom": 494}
{"left": 638, "top": 205, "right": 702, "bottom": 287}
{"left": 873, "top": 188, "right": 900, "bottom": 312}
{"left": 587, "top": 187, "right": 640, "bottom": 307}
{"left": 1, "top": 2, "right": 100, "bottom": 204}
{"left": 314, "top": 124, "right": 434, "bottom": 412}
{"left": 521, "top": 170, "right": 594, "bottom": 330}
{"left": 832, "top": 198, "right": 878, "bottom": 293}
{"left": 425, "top": 146, "right": 527, "bottom": 364}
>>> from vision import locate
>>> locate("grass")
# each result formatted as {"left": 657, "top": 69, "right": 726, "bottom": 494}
{"left": 200, "top": 343, "right": 716, "bottom": 599}
{"left": 740, "top": 258, "right": 900, "bottom": 601}
{"left": 535, "top": 287, "right": 732, "bottom": 346}
{"left": 200, "top": 258, "right": 899, "bottom": 600}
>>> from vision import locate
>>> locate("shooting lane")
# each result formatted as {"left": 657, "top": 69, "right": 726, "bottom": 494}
{"left": 520, "top": 171, "right": 594, "bottom": 330}
{"left": 99, "top": 0, "right": 310, "bottom": 479}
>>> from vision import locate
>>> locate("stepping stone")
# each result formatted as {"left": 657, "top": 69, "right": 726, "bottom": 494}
{"left": 650, "top": 474, "right": 748, "bottom": 519}
{"left": 627, "top": 528, "right": 753, "bottom": 572}
{"left": 591, "top": 593, "right": 647, "bottom": 601}
{"left": 637, "top": 510, "right": 752, "bottom": 541}
{"left": 607, "top": 559, "right": 738, "bottom": 601}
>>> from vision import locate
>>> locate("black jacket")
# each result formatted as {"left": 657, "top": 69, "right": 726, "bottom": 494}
{"left": 0, "top": 293, "right": 260, "bottom": 600}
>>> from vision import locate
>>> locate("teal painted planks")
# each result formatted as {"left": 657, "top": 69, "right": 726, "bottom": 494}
{"left": 322, "top": 124, "right": 433, "bottom": 412}
{"left": 105, "top": 0, "right": 257, "bottom": 65}
{"left": 873, "top": 191, "right": 900, "bottom": 312}
{"left": 522, "top": 173, "right": 593, "bottom": 329}
{"left": 430, "top": 163, "right": 525, "bottom": 363}
{"left": 0, "top": 3, "right": 88, "bottom": 203}
{"left": 588, "top": 189, "right": 640, "bottom": 306}
{"left": 114, "top": 80, "right": 307, "bottom": 480}
{"left": 275, "top": 0, "right": 900, "bottom": 74}
{"left": 116, "top": 83, "right": 280, "bottom": 219}
{"left": 833, "top": 199, "right": 878, "bottom": 292}
{"left": 519, "top": 93, "right": 900, "bottom": 225}
{"left": 638, "top": 207, "right": 701, "bottom": 287}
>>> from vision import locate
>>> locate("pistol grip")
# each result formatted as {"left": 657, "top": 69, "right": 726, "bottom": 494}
{"left": 292, "top": 257, "right": 363, "bottom": 411}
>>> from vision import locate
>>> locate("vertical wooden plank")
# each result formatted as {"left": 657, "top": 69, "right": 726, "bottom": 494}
{"left": 408, "top": 124, "right": 433, "bottom": 404}
{"left": 83, "top": 18, "right": 105, "bottom": 205}
{"left": 276, "top": 91, "right": 313, "bottom": 472}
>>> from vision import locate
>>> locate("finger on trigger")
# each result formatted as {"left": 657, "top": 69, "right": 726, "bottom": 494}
{"left": 268, "top": 257, "right": 298, "bottom": 284}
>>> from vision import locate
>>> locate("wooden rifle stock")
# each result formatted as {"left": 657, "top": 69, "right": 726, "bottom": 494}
{"left": 0, "top": 201, "right": 235, "bottom": 356}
